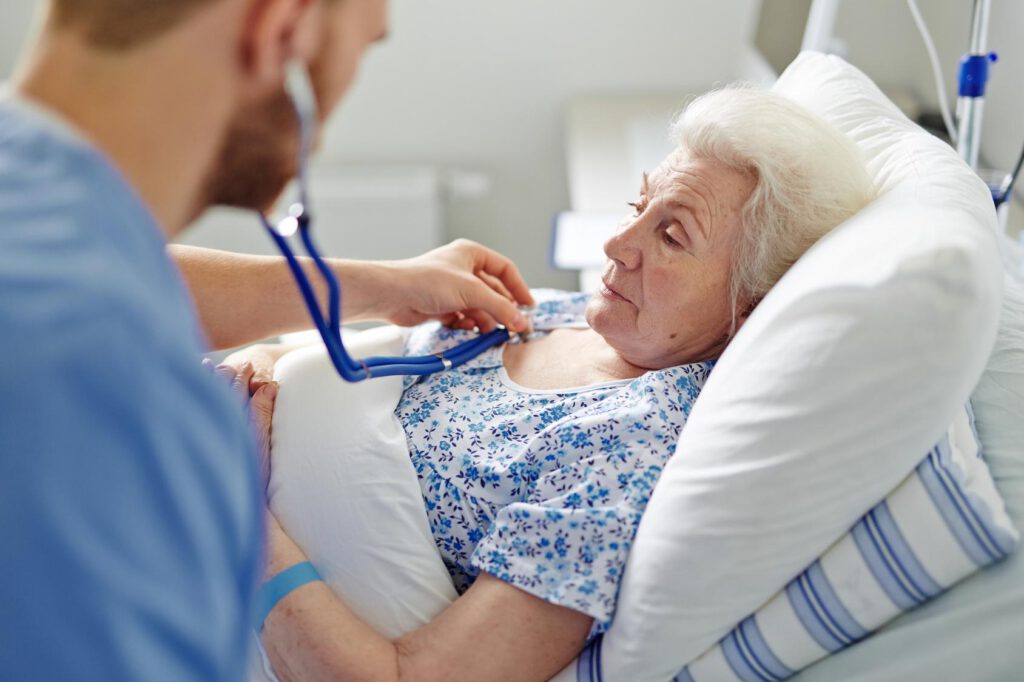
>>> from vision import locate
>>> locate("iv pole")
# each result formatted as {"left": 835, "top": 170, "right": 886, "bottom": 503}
{"left": 956, "top": 0, "right": 995, "bottom": 171}
{"left": 801, "top": 0, "right": 996, "bottom": 173}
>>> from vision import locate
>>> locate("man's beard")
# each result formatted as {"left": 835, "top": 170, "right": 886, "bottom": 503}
{"left": 199, "top": 89, "right": 301, "bottom": 215}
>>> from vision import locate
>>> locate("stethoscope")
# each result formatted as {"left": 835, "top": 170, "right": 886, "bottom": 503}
{"left": 258, "top": 62, "right": 515, "bottom": 381}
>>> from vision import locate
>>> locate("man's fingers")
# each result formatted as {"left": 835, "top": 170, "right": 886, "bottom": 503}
{"left": 477, "top": 270, "right": 514, "bottom": 302}
{"left": 464, "top": 242, "right": 535, "bottom": 307}
{"left": 461, "top": 308, "right": 499, "bottom": 333}
{"left": 442, "top": 311, "right": 474, "bottom": 330}
{"left": 459, "top": 278, "right": 529, "bottom": 333}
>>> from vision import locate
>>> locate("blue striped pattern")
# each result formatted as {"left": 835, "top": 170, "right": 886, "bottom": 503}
{"left": 918, "top": 441, "right": 1014, "bottom": 563}
{"left": 675, "top": 668, "right": 697, "bottom": 682}
{"left": 720, "top": 616, "right": 794, "bottom": 682}
{"left": 785, "top": 560, "right": 867, "bottom": 652}
{"left": 851, "top": 501, "right": 941, "bottom": 609}
{"left": 662, "top": 428, "right": 1018, "bottom": 682}
{"left": 576, "top": 634, "right": 604, "bottom": 682}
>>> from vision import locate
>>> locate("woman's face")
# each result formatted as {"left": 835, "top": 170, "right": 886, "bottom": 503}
{"left": 585, "top": 147, "right": 755, "bottom": 369}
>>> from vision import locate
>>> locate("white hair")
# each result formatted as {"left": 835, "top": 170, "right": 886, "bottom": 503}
{"left": 672, "top": 86, "right": 877, "bottom": 324}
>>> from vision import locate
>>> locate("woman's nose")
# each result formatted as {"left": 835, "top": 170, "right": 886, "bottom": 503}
{"left": 604, "top": 219, "right": 642, "bottom": 269}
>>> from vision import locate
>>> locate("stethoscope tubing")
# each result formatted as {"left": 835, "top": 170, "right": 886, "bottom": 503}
{"left": 261, "top": 214, "right": 511, "bottom": 381}
{"left": 259, "top": 62, "right": 512, "bottom": 382}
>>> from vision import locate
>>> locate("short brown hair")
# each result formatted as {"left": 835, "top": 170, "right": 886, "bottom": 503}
{"left": 51, "top": 0, "right": 217, "bottom": 49}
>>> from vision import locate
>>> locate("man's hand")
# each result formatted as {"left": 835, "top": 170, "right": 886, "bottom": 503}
{"left": 371, "top": 239, "right": 535, "bottom": 333}
{"left": 173, "top": 242, "right": 535, "bottom": 350}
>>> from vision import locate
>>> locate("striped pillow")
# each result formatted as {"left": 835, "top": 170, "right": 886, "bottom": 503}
{"left": 574, "top": 417, "right": 1018, "bottom": 682}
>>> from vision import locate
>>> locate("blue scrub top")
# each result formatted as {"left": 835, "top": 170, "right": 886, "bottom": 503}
{"left": 0, "top": 94, "right": 263, "bottom": 680}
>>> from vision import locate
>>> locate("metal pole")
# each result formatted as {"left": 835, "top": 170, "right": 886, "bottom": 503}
{"left": 956, "top": 0, "right": 994, "bottom": 170}
{"left": 801, "top": 0, "right": 842, "bottom": 53}
{"left": 967, "top": 0, "right": 991, "bottom": 53}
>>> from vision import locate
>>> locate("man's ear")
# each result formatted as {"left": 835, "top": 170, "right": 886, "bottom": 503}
{"left": 238, "top": 0, "right": 321, "bottom": 98}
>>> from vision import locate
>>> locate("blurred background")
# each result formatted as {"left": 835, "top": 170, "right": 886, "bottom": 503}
{"left": 1, "top": 0, "right": 1021, "bottom": 291}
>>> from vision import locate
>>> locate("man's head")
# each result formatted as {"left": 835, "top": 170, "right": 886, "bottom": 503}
{"left": 46, "top": 0, "right": 388, "bottom": 215}
{"left": 203, "top": 0, "right": 389, "bottom": 212}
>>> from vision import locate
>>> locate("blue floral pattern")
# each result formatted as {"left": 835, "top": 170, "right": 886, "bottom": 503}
{"left": 396, "top": 290, "right": 712, "bottom": 630}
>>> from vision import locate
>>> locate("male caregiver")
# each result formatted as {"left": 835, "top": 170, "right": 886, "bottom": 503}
{"left": 0, "top": 0, "right": 532, "bottom": 679}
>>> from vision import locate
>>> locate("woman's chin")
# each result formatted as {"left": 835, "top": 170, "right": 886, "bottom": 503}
{"left": 585, "top": 302, "right": 628, "bottom": 342}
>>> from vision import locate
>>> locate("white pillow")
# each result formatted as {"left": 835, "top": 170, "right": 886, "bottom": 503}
{"left": 577, "top": 52, "right": 1004, "bottom": 681}
{"left": 791, "top": 272, "right": 1024, "bottom": 681}
{"left": 266, "top": 327, "right": 457, "bottom": 636}
{"left": 247, "top": 327, "right": 459, "bottom": 681}
{"left": 675, "top": 416, "right": 1017, "bottom": 681}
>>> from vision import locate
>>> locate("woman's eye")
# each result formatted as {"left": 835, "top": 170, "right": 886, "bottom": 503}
{"left": 661, "top": 224, "right": 687, "bottom": 248}
{"left": 628, "top": 200, "right": 646, "bottom": 218}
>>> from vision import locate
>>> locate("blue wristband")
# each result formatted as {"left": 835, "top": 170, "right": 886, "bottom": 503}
{"left": 253, "top": 561, "right": 322, "bottom": 631}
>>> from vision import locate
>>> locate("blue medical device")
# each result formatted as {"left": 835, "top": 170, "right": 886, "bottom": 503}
{"left": 952, "top": 0, "right": 1023, "bottom": 210}
{"left": 259, "top": 63, "right": 511, "bottom": 381}
{"left": 811, "top": 0, "right": 1023, "bottom": 214}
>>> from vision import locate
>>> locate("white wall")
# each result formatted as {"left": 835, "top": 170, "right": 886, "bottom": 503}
{"left": 3, "top": 0, "right": 1020, "bottom": 282}
{"left": 314, "top": 0, "right": 760, "bottom": 287}
{"left": 0, "top": 0, "right": 760, "bottom": 288}
{"left": 0, "top": 1, "right": 40, "bottom": 79}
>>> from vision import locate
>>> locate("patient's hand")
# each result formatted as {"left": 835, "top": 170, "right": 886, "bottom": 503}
{"left": 211, "top": 358, "right": 279, "bottom": 493}
{"left": 248, "top": 381, "right": 277, "bottom": 493}
{"left": 221, "top": 343, "right": 296, "bottom": 394}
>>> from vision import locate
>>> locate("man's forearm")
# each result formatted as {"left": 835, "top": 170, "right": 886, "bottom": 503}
{"left": 169, "top": 245, "right": 387, "bottom": 350}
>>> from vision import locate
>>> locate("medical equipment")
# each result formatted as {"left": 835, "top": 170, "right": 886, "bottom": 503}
{"left": 954, "top": 0, "right": 994, "bottom": 171}
{"left": 1002, "top": 140, "right": 1024, "bottom": 206}
{"left": 906, "top": 0, "right": 958, "bottom": 145}
{"left": 811, "top": 0, "right": 1024, "bottom": 214}
{"left": 913, "top": 0, "right": 1024, "bottom": 211}
{"left": 918, "top": 0, "right": 1023, "bottom": 209}
{"left": 258, "top": 62, "right": 512, "bottom": 381}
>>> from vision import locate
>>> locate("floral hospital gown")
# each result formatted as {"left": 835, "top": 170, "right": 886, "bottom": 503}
{"left": 395, "top": 290, "right": 712, "bottom": 631}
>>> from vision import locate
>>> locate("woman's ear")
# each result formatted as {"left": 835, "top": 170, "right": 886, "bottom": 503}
{"left": 238, "top": 0, "right": 321, "bottom": 100}
{"left": 733, "top": 300, "right": 757, "bottom": 334}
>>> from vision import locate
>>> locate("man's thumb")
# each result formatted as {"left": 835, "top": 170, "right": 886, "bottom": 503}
{"left": 464, "top": 279, "right": 529, "bottom": 333}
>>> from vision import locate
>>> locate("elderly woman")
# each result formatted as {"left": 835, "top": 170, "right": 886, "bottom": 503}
{"left": 240, "top": 86, "right": 876, "bottom": 682}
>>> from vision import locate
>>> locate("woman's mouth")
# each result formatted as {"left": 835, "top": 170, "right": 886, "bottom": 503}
{"left": 600, "top": 280, "right": 630, "bottom": 304}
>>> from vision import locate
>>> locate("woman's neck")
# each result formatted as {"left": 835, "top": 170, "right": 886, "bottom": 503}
{"left": 502, "top": 328, "right": 648, "bottom": 391}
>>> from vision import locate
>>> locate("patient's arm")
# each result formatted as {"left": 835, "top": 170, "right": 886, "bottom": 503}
{"left": 170, "top": 240, "right": 534, "bottom": 350}
{"left": 261, "top": 515, "right": 592, "bottom": 682}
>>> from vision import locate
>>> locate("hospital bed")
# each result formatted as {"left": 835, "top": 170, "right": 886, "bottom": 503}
{"left": 254, "top": 51, "right": 1023, "bottom": 681}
